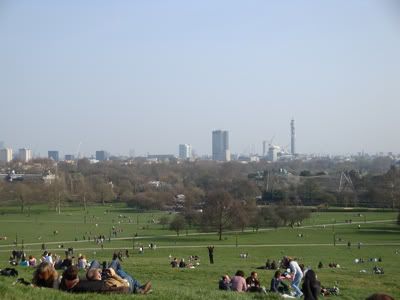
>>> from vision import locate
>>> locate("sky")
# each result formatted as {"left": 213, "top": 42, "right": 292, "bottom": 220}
{"left": 1, "top": 0, "right": 400, "bottom": 157}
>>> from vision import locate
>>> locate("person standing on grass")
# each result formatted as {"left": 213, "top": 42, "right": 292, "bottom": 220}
{"left": 283, "top": 256, "right": 303, "bottom": 298}
{"left": 207, "top": 245, "right": 214, "bottom": 264}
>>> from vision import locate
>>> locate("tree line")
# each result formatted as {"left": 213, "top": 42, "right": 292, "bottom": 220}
{"left": 0, "top": 157, "right": 399, "bottom": 213}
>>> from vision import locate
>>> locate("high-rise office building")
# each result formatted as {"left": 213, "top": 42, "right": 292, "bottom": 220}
{"left": 19, "top": 148, "right": 32, "bottom": 162}
{"left": 48, "top": 151, "right": 59, "bottom": 161}
{"left": 179, "top": 144, "right": 192, "bottom": 160}
{"left": 0, "top": 148, "right": 13, "bottom": 162}
{"left": 64, "top": 154, "right": 75, "bottom": 161}
{"left": 212, "top": 130, "right": 230, "bottom": 161}
{"left": 96, "top": 150, "right": 109, "bottom": 161}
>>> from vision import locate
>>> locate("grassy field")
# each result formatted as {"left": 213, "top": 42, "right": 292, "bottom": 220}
{"left": 0, "top": 204, "right": 399, "bottom": 300}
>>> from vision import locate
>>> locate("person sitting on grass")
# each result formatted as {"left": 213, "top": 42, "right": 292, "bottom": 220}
{"left": 87, "top": 259, "right": 152, "bottom": 294}
{"left": 265, "top": 259, "right": 271, "bottom": 269}
{"left": 219, "top": 274, "right": 231, "bottom": 290}
{"left": 19, "top": 256, "right": 29, "bottom": 267}
{"left": 28, "top": 255, "right": 37, "bottom": 267}
{"left": 59, "top": 265, "right": 129, "bottom": 293}
{"left": 246, "top": 271, "right": 265, "bottom": 293}
{"left": 179, "top": 258, "right": 186, "bottom": 268}
{"left": 230, "top": 270, "right": 247, "bottom": 292}
{"left": 270, "top": 270, "right": 290, "bottom": 294}
{"left": 270, "top": 260, "right": 277, "bottom": 270}
{"left": 170, "top": 257, "right": 178, "bottom": 268}
{"left": 32, "top": 261, "right": 60, "bottom": 288}
{"left": 77, "top": 255, "right": 88, "bottom": 269}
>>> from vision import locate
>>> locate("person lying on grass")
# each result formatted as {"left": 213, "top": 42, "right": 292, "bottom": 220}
{"left": 86, "top": 259, "right": 152, "bottom": 294}
{"left": 59, "top": 265, "right": 129, "bottom": 293}
{"left": 32, "top": 261, "right": 60, "bottom": 289}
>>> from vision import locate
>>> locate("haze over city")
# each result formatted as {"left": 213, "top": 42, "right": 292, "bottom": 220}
{"left": 1, "top": 1, "right": 400, "bottom": 157}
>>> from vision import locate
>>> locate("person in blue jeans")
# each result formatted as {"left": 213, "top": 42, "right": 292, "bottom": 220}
{"left": 282, "top": 256, "right": 303, "bottom": 298}
{"left": 87, "top": 259, "right": 151, "bottom": 294}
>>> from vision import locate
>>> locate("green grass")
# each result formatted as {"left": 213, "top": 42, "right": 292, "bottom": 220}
{"left": 0, "top": 204, "right": 399, "bottom": 299}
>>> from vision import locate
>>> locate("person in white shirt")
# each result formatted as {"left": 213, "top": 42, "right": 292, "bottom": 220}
{"left": 283, "top": 256, "right": 303, "bottom": 297}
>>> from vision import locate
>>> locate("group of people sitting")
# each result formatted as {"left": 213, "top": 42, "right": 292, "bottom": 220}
{"left": 10, "top": 249, "right": 60, "bottom": 268}
{"left": 219, "top": 256, "right": 322, "bottom": 299}
{"left": 219, "top": 271, "right": 267, "bottom": 293}
{"left": 317, "top": 261, "right": 341, "bottom": 269}
{"left": 170, "top": 255, "right": 200, "bottom": 269}
{"left": 31, "top": 253, "right": 152, "bottom": 295}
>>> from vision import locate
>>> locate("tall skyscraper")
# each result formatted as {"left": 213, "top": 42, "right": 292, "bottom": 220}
{"left": 96, "top": 150, "right": 109, "bottom": 161}
{"left": 0, "top": 148, "right": 13, "bottom": 162}
{"left": 291, "top": 118, "right": 296, "bottom": 155}
{"left": 19, "top": 148, "right": 32, "bottom": 162}
{"left": 179, "top": 144, "right": 192, "bottom": 160}
{"left": 48, "top": 151, "right": 59, "bottom": 161}
{"left": 212, "top": 130, "right": 230, "bottom": 161}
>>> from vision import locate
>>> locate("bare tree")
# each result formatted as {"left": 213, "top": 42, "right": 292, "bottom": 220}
{"left": 202, "top": 190, "right": 236, "bottom": 240}
{"left": 169, "top": 214, "right": 186, "bottom": 236}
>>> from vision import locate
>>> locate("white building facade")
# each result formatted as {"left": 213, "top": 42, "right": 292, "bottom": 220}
{"left": 179, "top": 144, "right": 192, "bottom": 160}
{"left": 19, "top": 148, "right": 32, "bottom": 162}
{"left": 0, "top": 148, "right": 13, "bottom": 162}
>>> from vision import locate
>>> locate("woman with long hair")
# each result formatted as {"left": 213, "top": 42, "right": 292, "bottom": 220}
{"left": 32, "top": 261, "right": 60, "bottom": 288}
{"left": 302, "top": 269, "right": 321, "bottom": 300}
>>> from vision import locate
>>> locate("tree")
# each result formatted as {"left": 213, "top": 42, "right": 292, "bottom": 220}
{"left": 201, "top": 190, "right": 236, "bottom": 240}
{"left": 261, "top": 206, "right": 282, "bottom": 229}
{"left": 169, "top": 214, "right": 186, "bottom": 236}
{"left": 89, "top": 175, "right": 115, "bottom": 205}
{"left": 159, "top": 215, "right": 170, "bottom": 229}
{"left": 13, "top": 183, "right": 31, "bottom": 213}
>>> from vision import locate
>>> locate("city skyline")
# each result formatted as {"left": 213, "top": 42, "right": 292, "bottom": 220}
{"left": 1, "top": 1, "right": 400, "bottom": 156}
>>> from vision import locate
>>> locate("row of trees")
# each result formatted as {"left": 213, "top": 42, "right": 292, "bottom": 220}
{"left": 167, "top": 190, "right": 311, "bottom": 240}
{"left": 1, "top": 157, "right": 399, "bottom": 213}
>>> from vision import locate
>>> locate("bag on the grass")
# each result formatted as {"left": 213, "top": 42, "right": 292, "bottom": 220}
{"left": 0, "top": 268, "right": 18, "bottom": 276}
{"left": 322, "top": 286, "right": 340, "bottom": 296}
{"left": 13, "top": 278, "right": 32, "bottom": 286}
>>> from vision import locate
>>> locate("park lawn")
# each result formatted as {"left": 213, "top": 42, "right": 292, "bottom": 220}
{"left": 0, "top": 204, "right": 399, "bottom": 300}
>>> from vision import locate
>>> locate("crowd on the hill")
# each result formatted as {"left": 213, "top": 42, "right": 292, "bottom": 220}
{"left": 1, "top": 247, "right": 395, "bottom": 299}
{"left": 217, "top": 255, "right": 394, "bottom": 299}
{"left": 5, "top": 249, "right": 152, "bottom": 295}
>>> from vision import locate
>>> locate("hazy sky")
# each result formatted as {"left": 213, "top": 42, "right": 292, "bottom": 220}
{"left": 1, "top": 1, "right": 400, "bottom": 157}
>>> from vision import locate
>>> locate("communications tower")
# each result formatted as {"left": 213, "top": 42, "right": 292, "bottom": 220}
{"left": 290, "top": 118, "right": 295, "bottom": 155}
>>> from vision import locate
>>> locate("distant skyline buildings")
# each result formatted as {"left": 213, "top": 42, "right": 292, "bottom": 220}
{"left": 212, "top": 130, "right": 230, "bottom": 162}
{"left": 179, "top": 144, "right": 192, "bottom": 160}
{"left": 1, "top": 2, "right": 400, "bottom": 157}
{"left": 96, "top": 150, "right": 109, "bottom": 161}
{"left": 64, "top": 154, "right": 75, "bottom": 161}
{"left": 48, "top": 150, "right": 59, "bottom": 162}
{"left": 0, "top": 148, "right": 13, "bottom": 162}
{"left": 19, "top": 148, "right": 32, "bottom": 162}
